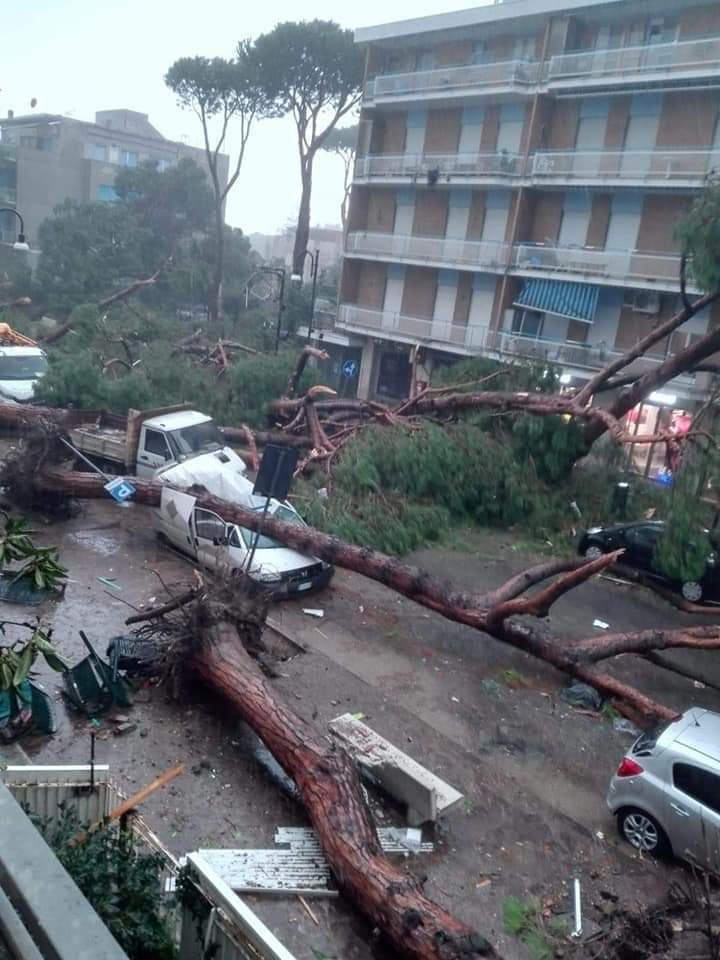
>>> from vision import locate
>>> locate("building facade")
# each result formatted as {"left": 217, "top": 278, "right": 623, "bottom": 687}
{"left": 0, "top": 109, "right": 227, "bottom": 246}
{"left": 336, "top": 0, "right": 720, "bottom": 477}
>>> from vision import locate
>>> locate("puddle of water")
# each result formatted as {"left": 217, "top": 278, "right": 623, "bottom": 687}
{"left": 68, "top": 531, "right": 122, "bottom": 557}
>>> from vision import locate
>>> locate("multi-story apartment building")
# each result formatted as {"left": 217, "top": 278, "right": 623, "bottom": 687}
{"left": 335, "top": 0, "right": 720, "bottom": 478}
{"left": 0, "top": 109, "right": 227, "bottom": 245}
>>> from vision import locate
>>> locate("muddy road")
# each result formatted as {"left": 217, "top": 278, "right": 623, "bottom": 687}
{"left": 2, "top": 503, "right": 718, "bottom": 959}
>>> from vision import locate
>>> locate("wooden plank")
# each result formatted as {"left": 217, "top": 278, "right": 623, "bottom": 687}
{"left": 329, "top": 714, "right": 463, "bottom": 824}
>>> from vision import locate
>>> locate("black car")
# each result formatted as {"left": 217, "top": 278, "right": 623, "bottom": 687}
{"left": 578, "top": 520, "right": 719, "bottom": 603}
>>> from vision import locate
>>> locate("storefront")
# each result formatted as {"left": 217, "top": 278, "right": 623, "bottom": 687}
{"left": 623, "top": 393, "right": 694, "bottom": 481}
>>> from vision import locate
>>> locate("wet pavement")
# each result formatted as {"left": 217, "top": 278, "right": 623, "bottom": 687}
{"left": 2, "top": 505, "right": 720, "bottom": 959}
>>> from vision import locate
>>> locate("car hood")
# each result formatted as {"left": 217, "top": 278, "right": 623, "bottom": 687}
{"left": 249, "top": 546, "right": 320, "bottom": 576}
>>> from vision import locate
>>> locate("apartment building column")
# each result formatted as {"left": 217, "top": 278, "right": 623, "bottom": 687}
{"left": 357, "top": 338, "right": 377, "bottom": 399}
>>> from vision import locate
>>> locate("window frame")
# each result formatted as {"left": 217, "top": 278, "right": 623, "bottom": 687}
{"left": 143, "top": 428, "right": 172, "bottom": 460}
{"left": 194, "top": 508, "right": 227, "bottom": 544}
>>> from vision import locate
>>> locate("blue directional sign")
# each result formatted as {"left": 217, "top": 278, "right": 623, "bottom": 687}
{"left": 342, "top": 359, "right": 359, "bottom": 378}
{"left": 104, "top": 477, "right": 136, "bottom": 503}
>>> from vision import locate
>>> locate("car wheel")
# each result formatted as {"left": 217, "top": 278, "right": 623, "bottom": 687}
{"left": 618, "top": 808, "right": 670, "bottom": 857}
{"left": 681, "top": 580, "right": 703, "bottom": 603}
{"left": 584, "top": 543, "right": 604, "bottom": 561}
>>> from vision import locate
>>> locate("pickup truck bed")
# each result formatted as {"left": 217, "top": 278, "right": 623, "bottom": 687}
{"left": 68, "top": 423, "right": 127, "bottom": 467}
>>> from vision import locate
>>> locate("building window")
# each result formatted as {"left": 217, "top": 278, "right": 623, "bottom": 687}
{"left": 512, "top": 309, "right": 543, "bottom": 338}
{"left": 94, "top": 144, "right": 108, "bottom": 162}
{"left": 97, "top": 184, "right": 119, "bottom": 203}
{"left": 120, "top": 150, "right": 138, "bottom": 167}
{"left": 158, "top": 159, "right": 171, "bottom": 172}
{"left": 20, "top": 135, "right": 55, "bottom": 151}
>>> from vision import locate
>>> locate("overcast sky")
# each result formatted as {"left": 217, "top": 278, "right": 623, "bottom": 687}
{"left": 3, "top": 0, "right": 473, "bottom": 236}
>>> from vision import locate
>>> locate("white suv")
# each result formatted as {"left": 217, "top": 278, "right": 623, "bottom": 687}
{"left": 607, "top": 708, "right": 720, "bottom": 873}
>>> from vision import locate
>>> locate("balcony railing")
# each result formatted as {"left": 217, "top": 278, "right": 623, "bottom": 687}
{"left": 367, "top": 59, "right": 540, "bottom": 100}
{"left": 513, "top": 243, "right": 687, "bottom": 289}
{"left": 546, "top": 35, "right": 720, "bottom": 84}
{"left": 354, "top": 151, "right": 523, "bottom": 180}
{"left": 338, "top": 303, "right": 476, "bottom": 347}
{"left": 532, "top": 148, "right": 720, "bottom": 183}
{"left": 337, "top": 307, "right": 698, "bottom": 383}
{"left": 346, "top": 231, "right": 510, "bottom": 271}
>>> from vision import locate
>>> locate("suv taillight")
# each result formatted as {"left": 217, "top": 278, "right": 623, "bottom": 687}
{"left": 617, "top": 757, "right": 644, "bottom": 778}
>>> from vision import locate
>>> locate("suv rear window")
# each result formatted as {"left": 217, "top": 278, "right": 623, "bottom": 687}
{"left": 673, "top": 763, "right": 720, "bottom": 814}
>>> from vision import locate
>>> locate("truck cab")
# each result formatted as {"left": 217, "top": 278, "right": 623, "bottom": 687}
{"left": 136, "top": 410, "right": 231, "bottom": 476}
{"left": 0, "top": 347, "right": 48, "bottom": 402}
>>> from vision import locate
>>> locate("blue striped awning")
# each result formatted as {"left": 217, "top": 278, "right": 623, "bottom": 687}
{"left": 513, "top": 279, "right": 600, "bottom": 324}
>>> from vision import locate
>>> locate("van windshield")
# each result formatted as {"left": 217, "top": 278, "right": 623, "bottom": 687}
{"left": 168, "top": 419, "right": 223, "bottom": 457}
{"left": 0, "top": 355, "right": 48, "bottom": 380}
{"left": 229, "top": 504, "right": 305, "bottom": 550}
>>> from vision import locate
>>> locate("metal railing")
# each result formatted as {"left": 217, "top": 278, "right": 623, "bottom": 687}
{"left": 354, "top": 151, "right": 522, "bottom": 180}
{"left": 484, "top": 327, "right": 696, "bottom": 381}
{"left": 346, "top": 231, "right": 510, "bottom": 271}
{"left": 546, "top": 35, "right": 720, "bottom": 83}
{"left": 338, "top": 303, "right": 475, "bottom": 346}
{"left": 337, "top": 306, "right": 697, "bottom": 382}
{"left": 532, "top": 148, "right": 720, "bottom": 182}
{"left": 367, "top": 58, "right": 540, "bottom": 99}
{"left": 513, "top": 243, "right": 685, "bottom": 287}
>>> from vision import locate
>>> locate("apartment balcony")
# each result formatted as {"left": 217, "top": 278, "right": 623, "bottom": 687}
{"left": 338, "top": 302, "right": 482, "bottom": 349}
{"left": 486, "top": 327, "right": 696, "bottom": 384}
{"left": 354, "top": 150, "right": 522, "bottom": 184}
{"left": 532, "top": 148, "right": 720, "bottom": 187}
{"left": 545, "top": 36, "right": 720, "bottom": 91}
{"left": 365, "top": 59, "right": 540, "bottom": 105}
{"left": 0, "top": 186, "right": 16, "bottom": 205}
{"left": 512, "top": 243, "right": 692, "bottom": 293}
{"left": 346, "top": 230, "right": 509, "bottom": 272}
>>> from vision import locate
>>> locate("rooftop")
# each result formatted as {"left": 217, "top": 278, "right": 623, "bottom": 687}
{"left": 355, "top": 0, "right": 702, "bottom": 44}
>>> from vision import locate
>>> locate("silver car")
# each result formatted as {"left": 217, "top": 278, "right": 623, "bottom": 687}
{"left": 607, "top": 708, "right": 720, "bottom": 873}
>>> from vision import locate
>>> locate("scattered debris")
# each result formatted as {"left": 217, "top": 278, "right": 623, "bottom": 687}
{"left": 302, "top": 608, "right": 324, "bottom": 618}
{"left": 328, "top": 712, "right": 463, "bottom": 825}
{"left": 560, "top": 682, "right": 603, "bottom": 712}
{"left": 612, "top": 716, "right": 641, "bottom": 737}
{"left": 592, "top": 618, "right": 610, "bottom": 630}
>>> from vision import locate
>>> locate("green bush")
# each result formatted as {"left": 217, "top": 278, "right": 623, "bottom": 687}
{"left": 35, "top": 324, "right": 323, "bottom": 428}
{"left": 300, "top": 419, "right": 670, "bottom": 556}
{"left": 37, "top": 807, "right": 176, "bottom": 959}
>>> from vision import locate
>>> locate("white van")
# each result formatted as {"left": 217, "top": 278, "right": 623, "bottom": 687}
{"left": 156, "top": 484, "right": 333, "bottom": 596}
{"left": 0, "top": 347, "right": 48, "bottom": 402}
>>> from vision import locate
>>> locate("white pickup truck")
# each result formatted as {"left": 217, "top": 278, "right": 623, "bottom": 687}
{"left": 68, "top": 406, "right": 248, "bottom": 482}
{"left": 70, "top": 405, "right": 333, "bottom": 596}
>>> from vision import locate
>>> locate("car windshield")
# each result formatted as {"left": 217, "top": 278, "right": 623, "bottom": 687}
{"left": 168, "top": 419, "right": 223, "bottom": 457}
{"left": 0, "top": 355, "right": 47, "bottom": 380}
{"left": 229, "top": 504, "right": 305, "bottom": 550}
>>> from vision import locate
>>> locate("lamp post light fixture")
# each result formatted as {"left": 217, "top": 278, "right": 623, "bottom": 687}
{"left": 0, "top": 208, "right": 29, "bottom": 251}
{"left": 291, "top": 248, "right": 320, "bottom": 343}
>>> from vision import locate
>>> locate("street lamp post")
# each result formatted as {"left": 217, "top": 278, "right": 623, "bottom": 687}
{"left": 0, "top": 208, "right": 29, "bottom": 251}
{"left": 291, "top": 249, "right": 320, "bottom": 343}
{"left": 266, "top": 267, "right": 287, "bottom": 354}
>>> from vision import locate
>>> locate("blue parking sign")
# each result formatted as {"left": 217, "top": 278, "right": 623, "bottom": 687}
{"left": 104, "top": 477, "right": 136, "bottom": 503}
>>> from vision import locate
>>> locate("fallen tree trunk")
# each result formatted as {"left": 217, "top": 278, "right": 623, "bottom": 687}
{"left": 189, "top": 611, "right": 496, "bottom": 960}
{"left": 27, "top": 467, "right": 720, "bottom": 723}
